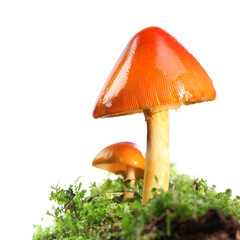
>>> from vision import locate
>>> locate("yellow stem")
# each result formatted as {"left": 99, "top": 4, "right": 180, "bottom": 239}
{"left": 123, "top": 166, "right": 136, "bottom": 200}
{"left": 142, "top": 109, "right": 170, "bottom": 205}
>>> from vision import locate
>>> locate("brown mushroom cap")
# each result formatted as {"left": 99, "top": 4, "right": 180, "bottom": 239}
{"left": 93, "top": 27, "right": 216, "bottom": 118}
{"left": 92, "top": 142, "right": 145, "bottom": 179}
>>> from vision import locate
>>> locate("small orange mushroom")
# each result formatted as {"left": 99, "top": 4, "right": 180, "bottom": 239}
{"left": 92, "top": 142, "right": 145, "bottom": 199}
{"left": 93, "top": 27, "right": 216, "bottom": 204}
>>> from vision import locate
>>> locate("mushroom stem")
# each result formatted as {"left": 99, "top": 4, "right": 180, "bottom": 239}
{"left": 124, "top": 166, "right": 136, "bottom": 199}
{"left": 142, "top": 109, "right": 170, "bottom": 205}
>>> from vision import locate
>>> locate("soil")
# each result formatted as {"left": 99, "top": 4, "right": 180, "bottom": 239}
{"left": 143, "top": 209, "right": 240, "bottom": 240}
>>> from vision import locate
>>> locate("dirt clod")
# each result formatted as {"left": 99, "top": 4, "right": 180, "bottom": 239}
{"left": 143, "top": 209, "right": 240, "bottom": 240}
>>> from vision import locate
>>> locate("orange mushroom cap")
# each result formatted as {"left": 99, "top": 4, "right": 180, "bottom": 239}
{"left": 93, "top": 27, "right": 216, "bottom": 118}
{"left": 92, "top": 142, "right": 145, "bottom": 179}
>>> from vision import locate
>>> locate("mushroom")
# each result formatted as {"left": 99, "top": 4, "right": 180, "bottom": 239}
{"left": 92, "top": 142, "right": 145, "bottom": 199}
{"left": 93, "top": 27, "right": 216, "bottom": 204}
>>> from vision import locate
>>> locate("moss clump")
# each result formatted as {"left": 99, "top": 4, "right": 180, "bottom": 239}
{"left": 33, "top": 165, "right": 240, "bottom": 240}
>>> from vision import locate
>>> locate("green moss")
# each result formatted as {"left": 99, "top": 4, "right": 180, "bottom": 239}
{"left": 33, "top": 165, "right": 240, "bottom": 240}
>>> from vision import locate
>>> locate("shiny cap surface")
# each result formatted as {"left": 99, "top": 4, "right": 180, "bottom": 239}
{"left": 92, "top": 142, "right": 145, "bottom": 178}
{"left": 93, "top": 27, "right": 216, "bottom": 118}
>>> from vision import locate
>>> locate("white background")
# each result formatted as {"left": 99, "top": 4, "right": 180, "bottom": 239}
{"left": 0, "top": 1, "right": 240, "bottom": 239}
